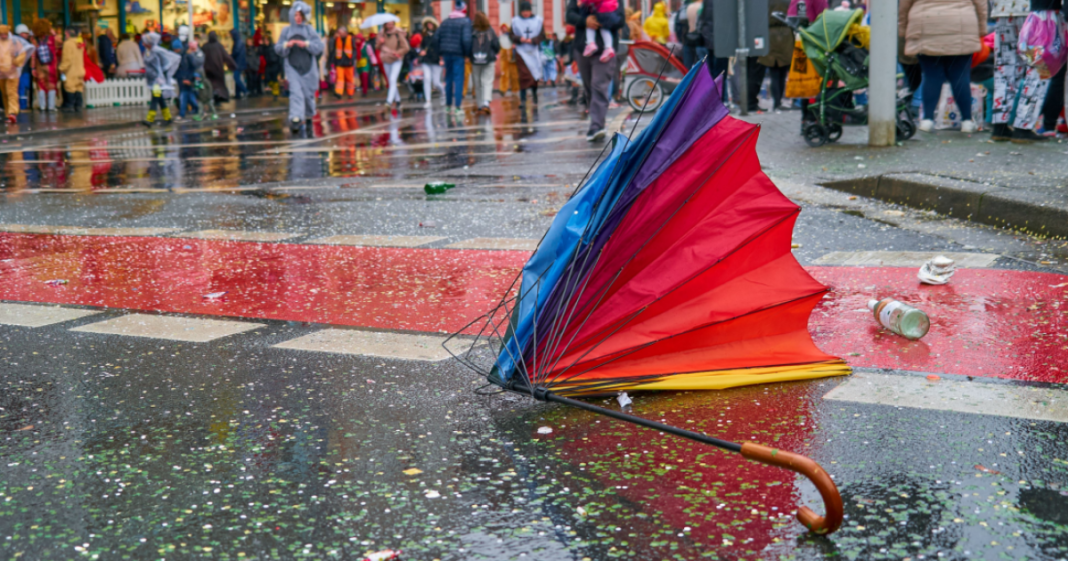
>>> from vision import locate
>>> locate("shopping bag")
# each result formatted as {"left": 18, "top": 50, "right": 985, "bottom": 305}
{"left": 1017, "top": 11, "right": 1068, "bottom": 79}
{"left": 785, "top": 40, "right": 821, "bottom": 99}
{"left": 934, "top": 83, "right": 986, "bottom": 130}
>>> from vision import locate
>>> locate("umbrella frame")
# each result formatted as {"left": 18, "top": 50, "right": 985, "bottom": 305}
{"left": 525, "top": 385, "right": 844, "bottom": 535}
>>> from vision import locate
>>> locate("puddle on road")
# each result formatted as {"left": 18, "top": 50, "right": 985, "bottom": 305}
{"left": 0, "top": 97, "right": 597, "bottom": 194}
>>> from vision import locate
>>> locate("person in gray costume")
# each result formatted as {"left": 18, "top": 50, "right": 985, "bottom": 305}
{"left": 274, "top": 0, "right": 324, "bottom": 136}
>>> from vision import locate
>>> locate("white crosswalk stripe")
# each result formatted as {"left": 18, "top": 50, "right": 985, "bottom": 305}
{"left": 446, "top": 238, "right": 540, "bottom": 250}
{"left": 272, "top": 329, "right": 452, "bottom": 361}
{"left": 175, "top": 230, "right": 301, "bottom": 242}
{"left": 306, "top": 235, "right": 446, "bottom": 247}
{"left": 70, "top": 314, "right": 265, "bottom": 343}
{"left": 0, "top": 302, "right": 101, "bottom": 327}
{"left": 824, "top": 370, "right": 1068, "bottom": 423}
{"left": 0, "top": 224, "right": 180, "bottom": 237}
{"left": 813, "top": 251, "right": 999, "bottom": 268}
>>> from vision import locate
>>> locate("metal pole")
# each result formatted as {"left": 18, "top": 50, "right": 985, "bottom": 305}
{"left": 868, "top": 0, "right": 898, "bottom": 146}
{"left": 12, "top": 0, "right": 20, "bottom": 26}
{"left": 188, "top": 0, "right": 194, "bottom": 33}
{"left": 119, "top": 0, "right": 127, "bottom": 35}
{"left": 736, "top": 0, "right": 748, "bottom": 115}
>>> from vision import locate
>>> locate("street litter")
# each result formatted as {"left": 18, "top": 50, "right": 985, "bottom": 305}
{"left": 617, "top": 392, "right": 632, "bottom": 409}
{"left": 536, "top": 426, "right": 553, "bottom": 435}
{"left": 918, "top": 255, "right": 956, "bottom": 285}
{"left": 44, "top": 279, "right": 68, "bottom": 286}
{"left": 975, "top": 465, "right": 1001, "bottom": 475}
{"left": 869, "top": 298, "right": 930, "bottom": 340}
{"left": 203, "top": 291, "right": 228, "bottom": 300}
{"left": 418, "top": 221, "right": 438, "bottom": 228}
{"left": 423, "top": 182, "right": 456, "bottom": 195}
{"left": 447, "top": 63, "right": 849, "bottom": 535}
{"left": 361, "top": 550, "right": 401, "bottom": 561}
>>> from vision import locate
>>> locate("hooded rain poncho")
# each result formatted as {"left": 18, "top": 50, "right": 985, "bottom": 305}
{"left": 275, "top": 0, "right": 325, "bottom": 121}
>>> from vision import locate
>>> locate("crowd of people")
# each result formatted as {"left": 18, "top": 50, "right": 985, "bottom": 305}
{"left": 7, "top": 0, "right": 1065, "bottom": 144}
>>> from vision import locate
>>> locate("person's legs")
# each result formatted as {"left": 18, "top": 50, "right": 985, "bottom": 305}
{"left": 770, "top": 65, "right": 788, "bottom": 109}
{"left": 1042, "top": 63, "right": 1066, "bottom": 130}
{"left": 584, "top": 27, "right": 598, "bottom": 57}
{"left": 917, "top": 55, "right": 946, "bottom": 121}
{"left": 706, "top": 57, "right": 729, "bottom": 101}
{"left": 480, "top": 64, "right": 495, "bottom": 107}
{"left": 991, "top": 16, "right": 1022, "bottom": 126}
{"left": 234, "top": 72, "right": 247, "bottom": 98}
{"left": 746, "top": 58, "right": 766, "bottom": 111}
{"left": 386, "top": 60, "right": 403, "bottom": 104}
{"left": 1013, "top": 64, "right": 1050, "bottom": 130}
{"left": 586, "top": 53, "right": 613, "bottom": 133}
{"left": 18, "top": 72, "right": 30, "bottom": 110}
{"left": 288, "top": 73, "right": 306, "bottom": 127}
{"left": 304, "top": 83, "right": 316, "bottom": 119}
{"left": 335, "top": 67, "right": 347, "bottom": 97}
{"left": 945, "top": 54, "right": 973, "bottom": 121}
{"left": 447, "top": 55, "right": 465, "bottom": 107}
{"left": 683, "top": 43, "right": 695, "bottom": 69}
{"left": 421, "top": 63, "right": 434, "bottom": 102}
{"left": 577, "top": 51, "right": 593, "bottom": 111}
{"left": 1, "top": 79, "right": 18, "bottom": 118}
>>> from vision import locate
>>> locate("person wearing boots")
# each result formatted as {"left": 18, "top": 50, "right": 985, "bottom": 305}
{"left": 58, "top": 27, "right": 86, "bottom": 112}
{"left": 141, "top": 32, "right": 178, "bottom": 126}
{"left": 275, "top": 0, "right": 324, "bottom": 137}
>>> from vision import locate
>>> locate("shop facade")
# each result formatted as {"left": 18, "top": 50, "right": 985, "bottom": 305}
{"left": 0, "top": 0, "right": 571, "bottom": 46}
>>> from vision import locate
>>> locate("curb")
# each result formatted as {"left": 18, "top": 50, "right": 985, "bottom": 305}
{"left": 3, "top": 96, "right": 386, "bottom": 141}
{"left": 821, "top": 173, "right": 1068, "bottom": 240}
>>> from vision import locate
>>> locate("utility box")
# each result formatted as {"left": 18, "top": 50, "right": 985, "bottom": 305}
{"left": 712, "top": 0, "right": 770, "bottom": 57}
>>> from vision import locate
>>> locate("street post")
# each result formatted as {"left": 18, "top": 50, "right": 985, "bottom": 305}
{"left": 868, "top": 0, "right": 898, "bottom": 146}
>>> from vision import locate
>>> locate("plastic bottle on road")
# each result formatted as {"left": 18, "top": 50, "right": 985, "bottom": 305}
{"left": 868, "top": 298, "right": 930, "bottom": 340}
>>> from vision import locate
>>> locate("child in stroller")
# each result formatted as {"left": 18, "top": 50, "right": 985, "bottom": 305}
{"left": 405, "top": 36, "right": 425, "bottom": 103}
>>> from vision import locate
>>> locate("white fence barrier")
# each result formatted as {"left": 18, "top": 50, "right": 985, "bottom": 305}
{"left": 85, "top": 78, "right": 151, "bottom": 108}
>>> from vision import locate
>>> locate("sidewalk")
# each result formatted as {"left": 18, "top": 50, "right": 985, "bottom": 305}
{"left": 1, "top": 90, "right": 389, "bottom": 140}
{"left": 739, "top": 110, "right": 1068, "bottom": 239}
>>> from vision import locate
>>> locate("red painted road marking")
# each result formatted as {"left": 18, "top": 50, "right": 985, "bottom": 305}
{"left": 809, "top": 267, "right": 1068, "bottom": 385}
{"left": 2, "top": 233, "right": 1066, "bottom": 384}
{"left": 0, "top": 233, "right": 526, "bottom": 335}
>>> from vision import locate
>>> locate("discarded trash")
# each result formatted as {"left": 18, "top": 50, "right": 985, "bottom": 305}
{"left": 536, "top": 426, "right": 553, "bottom": 435}
{"left": 918, "top": 255, "right": 956, "bottom": 285}
{"left": 868, "top": 298, "right": 930, "bottom": 340}
{"left": 402, "top": 468, "right": 422, "bottom": 476}
{"left": 44, "top": 279, "right": 68, "bottom": 286}
{"left": 361, "top": 550, "right": 401, "bottom": 561}
{"left": 975, "top": 464, "right": 1001, "bottom": 475}
{"left": 418, "top": 220, "right": 438, "bottom": 228}
{"left": 576, "top": 506, "right": 587, "bottom": 517}
{"left": 424, "top": 490, "right": 440, "bottom": 498}
{"left": 423, "top": 181, "right": 456, "bottom": 195}
{"left": 926, "top": 374, "right": 941, "bottom": 382}
{"left": 16, "top": 425, "right": 33, "bottom": 431}
{"left": 617, "top": 392, "right": 632, "bottom": 409}
{"left": 203, "top": 291, "right": 228, "bottom": 300}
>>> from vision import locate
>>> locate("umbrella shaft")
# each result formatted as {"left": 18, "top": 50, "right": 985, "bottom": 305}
{"left": 538, "top": 390, "right": 743, "bottom": 453}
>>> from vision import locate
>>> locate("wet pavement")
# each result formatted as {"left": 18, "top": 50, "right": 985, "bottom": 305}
{"left": 1, "top": 89, "right": 1068, "bottom": 560}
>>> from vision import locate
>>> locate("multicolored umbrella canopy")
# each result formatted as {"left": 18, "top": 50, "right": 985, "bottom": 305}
{"left": 461, "top": 63, "right": 850, "bottom": 397}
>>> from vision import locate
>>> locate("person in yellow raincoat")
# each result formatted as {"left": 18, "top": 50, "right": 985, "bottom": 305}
{"left": 643, "top": 2, "right": 670, "bottom": 44}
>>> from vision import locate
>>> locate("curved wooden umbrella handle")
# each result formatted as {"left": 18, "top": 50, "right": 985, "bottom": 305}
{"left": 740, "top": 442, "right": 844, "bottom": 535}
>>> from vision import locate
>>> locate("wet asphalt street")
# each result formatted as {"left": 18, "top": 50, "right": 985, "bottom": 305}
{"left": 1, "top": 91, "right": 1067, "bottom": 561}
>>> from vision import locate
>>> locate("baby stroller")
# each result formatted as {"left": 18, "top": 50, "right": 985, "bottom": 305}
{"left": 774, "top": 9, "right": 916, "bottom": 147}
{"left": 622, "top": 40, "right": 687, "bottom": 113}
{"left": 404, "top": 49, "right": 426, "bottom": 102}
